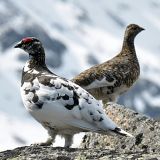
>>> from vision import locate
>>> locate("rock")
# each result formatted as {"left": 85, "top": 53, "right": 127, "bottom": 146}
{"left": 0, "top": 103, "right": 160, "bottom": 159}
{"left": 0, "top": 146, "right": 160, "bottom": 160}
{"left": 81, "top": 103, "right": 160, "bottom": 153}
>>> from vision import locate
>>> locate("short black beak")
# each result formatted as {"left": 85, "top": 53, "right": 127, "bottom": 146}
{"left": 140, "top": 27, "right": 145, "bottom": 31}
{"left": 14, "top": 41, "right": 23, "bottom": 48}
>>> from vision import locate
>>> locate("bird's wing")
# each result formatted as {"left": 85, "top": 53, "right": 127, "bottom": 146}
{"left": 32, "top": 74, "right": 118, "bottom": 132}
{"left": 72, "top": 68, "right": 119, "bottom": 90}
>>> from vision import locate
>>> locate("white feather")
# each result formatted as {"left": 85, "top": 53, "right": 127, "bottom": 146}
{"left": 83, "top": 77, "right": 116, "bottom": 90}
{"left": 21, "top": 74, "right": 130, "bottom": 134}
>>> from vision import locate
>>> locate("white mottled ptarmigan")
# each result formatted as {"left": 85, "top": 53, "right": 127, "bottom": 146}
{"left": 14, "top": 37, "right": 133, "bottom": 148}
{"left": 72, "top": 24, "right": 144, "bottom": 104}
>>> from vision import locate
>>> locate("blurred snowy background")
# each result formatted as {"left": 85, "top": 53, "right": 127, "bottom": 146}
{"left": 1, "top": 0, "right": 160, "bottom": 151}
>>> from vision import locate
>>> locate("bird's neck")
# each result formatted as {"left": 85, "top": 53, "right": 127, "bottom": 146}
{"left": 121, "top": 35, "right": 136, "bottom": 55}
{"left": 28, "top": 47, "right": 46, "bottom": 69}
{"left": 23, "top": 47, "right": 53, "bottom": 75}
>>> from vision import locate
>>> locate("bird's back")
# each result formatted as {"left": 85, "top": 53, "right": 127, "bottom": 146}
{"left": 72, "top": 50, "right": 140, "bottom": 102}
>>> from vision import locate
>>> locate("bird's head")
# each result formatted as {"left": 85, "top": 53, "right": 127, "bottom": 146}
{"left": 125, "top": 24, "right": 145, "bottom": 39}
{"left": 14, "top": 37, "right": 43, "bottom": 56}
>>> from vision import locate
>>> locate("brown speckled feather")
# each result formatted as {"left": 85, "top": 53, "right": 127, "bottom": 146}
{"left": 72, "top": 24, "right": 144, "bottom": 103}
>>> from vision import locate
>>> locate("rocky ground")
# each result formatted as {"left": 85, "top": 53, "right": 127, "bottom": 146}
{"left": 1, "top": 103, "right": 160, "bottom": 160}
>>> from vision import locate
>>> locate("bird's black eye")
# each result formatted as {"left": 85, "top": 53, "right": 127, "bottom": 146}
{"left": 32, "top": 39, "right": 40, "bottom": 44}
{"left": 33, "top": 39, "right": 39, "bottom": 42}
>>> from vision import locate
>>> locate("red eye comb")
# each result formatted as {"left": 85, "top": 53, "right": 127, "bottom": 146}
{"left": 22, "top": 37, "right": 33, "bottom": 43}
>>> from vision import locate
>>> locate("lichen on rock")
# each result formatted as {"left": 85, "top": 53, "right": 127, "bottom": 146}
{"left": 81, "top": 103, "right": 160, "bottom": 154}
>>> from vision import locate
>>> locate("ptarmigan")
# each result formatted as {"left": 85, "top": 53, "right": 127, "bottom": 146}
{"left": 14, "top": 37, "right": 133, "bottom": 148}
{"left": 72, "top": 24, "right": 144, "bottom": 104}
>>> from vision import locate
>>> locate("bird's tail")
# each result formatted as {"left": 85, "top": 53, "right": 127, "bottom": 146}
{"left": 111, "top": 127, "right": 133, "bottom": 137}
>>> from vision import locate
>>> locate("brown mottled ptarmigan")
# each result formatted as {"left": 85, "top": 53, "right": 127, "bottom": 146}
{"left": 72, "top": 24, "right": 144, "bottom": 104}
{"left": 14, "top": 37, "right": 133, "bottom": 148}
